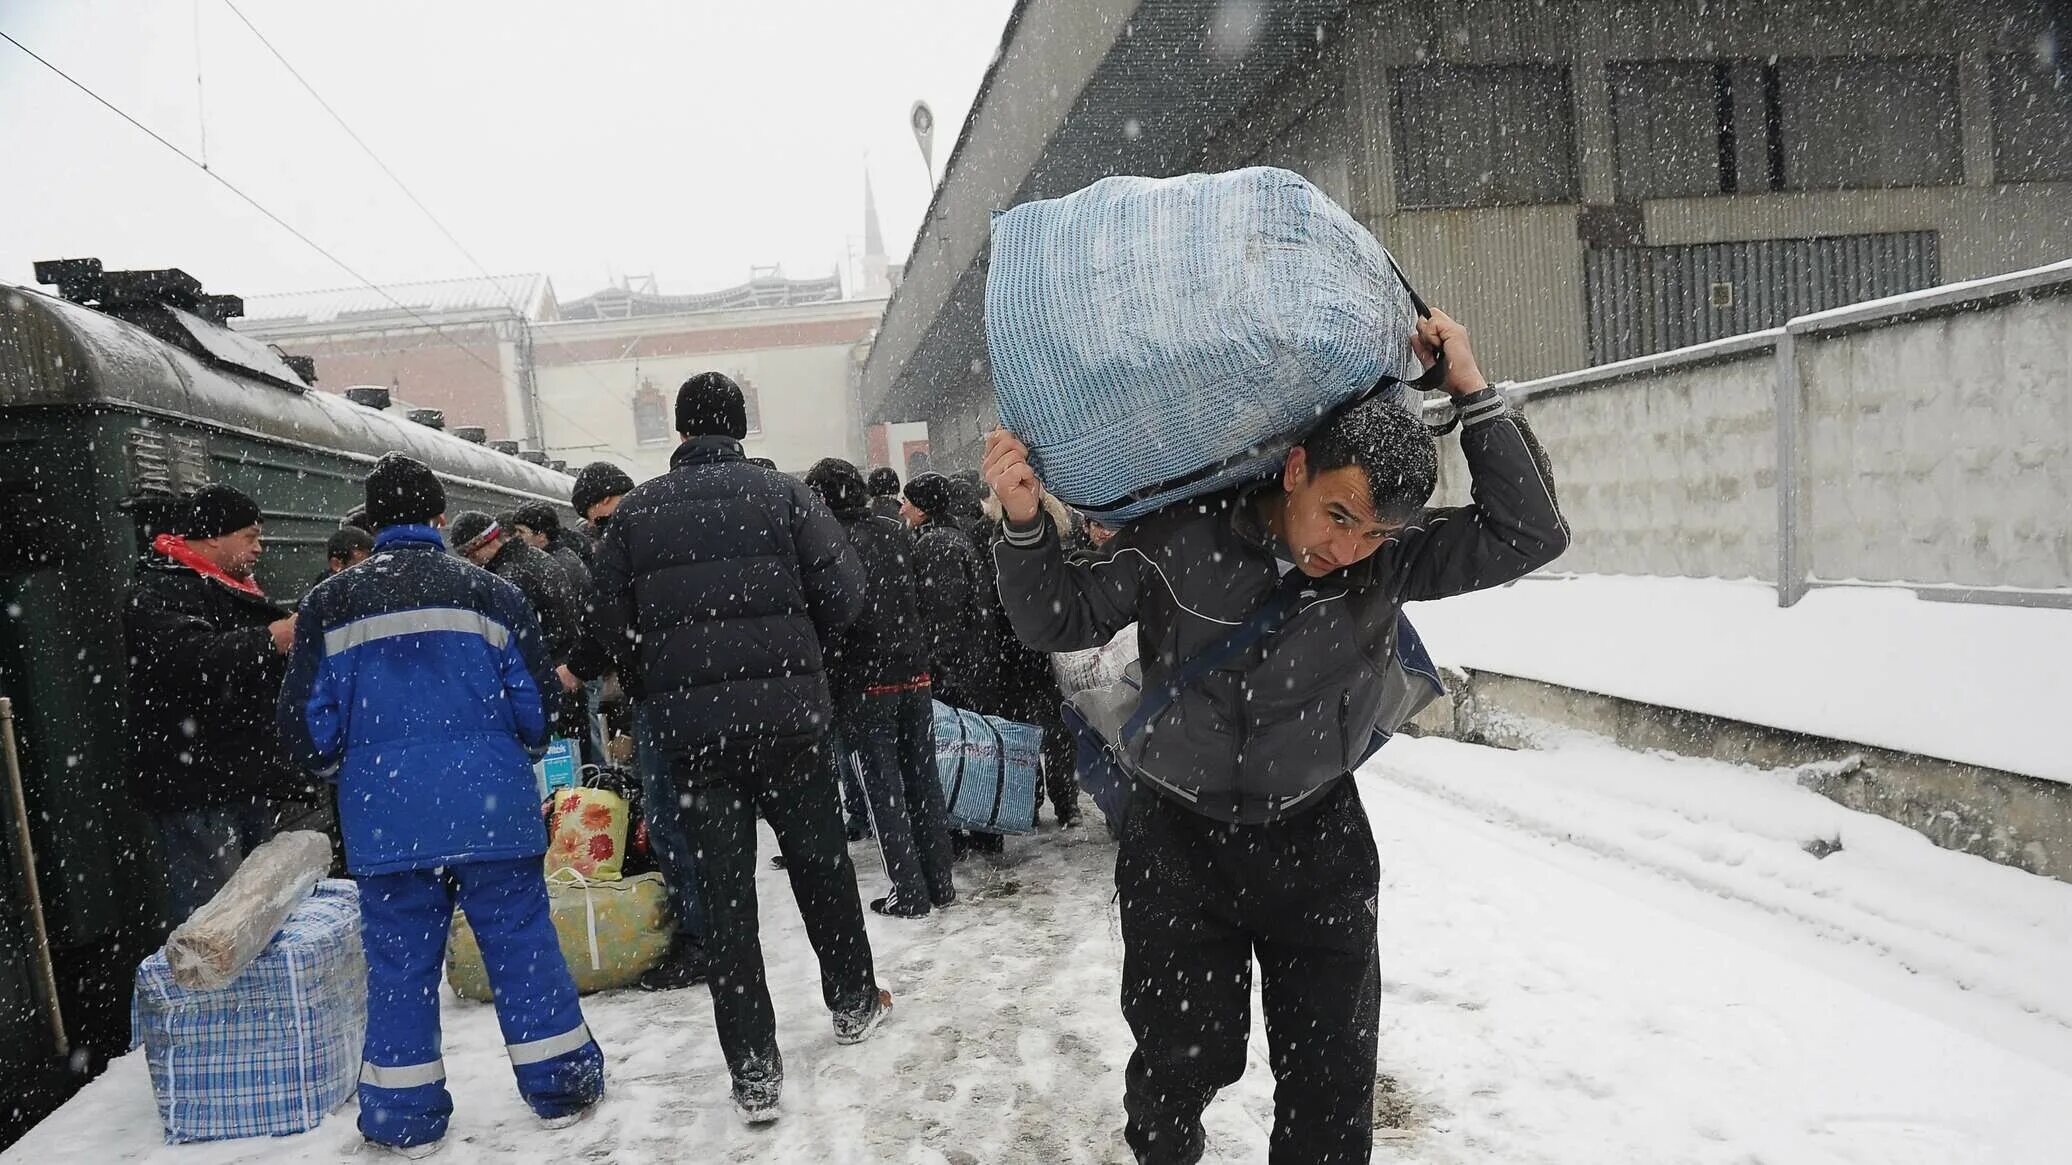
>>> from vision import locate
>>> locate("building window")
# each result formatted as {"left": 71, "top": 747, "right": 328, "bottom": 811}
{"left": 734, "top": 376, "right": 764, "bottom": 435}
{"left": 1390, "top": 64, "right": 1577, "bottom": 208}
{"left": 1990, "top": 53, "right": 2072, "bottom": 182}
{"left": 631, "top": 379, "right": 669, "bottom": 445}
{"left": 1774, "top": 56, "right": 1961, "bottom": 190}
{"left": 1609, "top": 62, "right": 1730, "bottom": 200}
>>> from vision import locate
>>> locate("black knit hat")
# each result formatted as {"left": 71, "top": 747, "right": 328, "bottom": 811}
{"left": 805, "top": 458, "right": 868, "bottom": 516}
{"left": 325, "top": 526, "right": 373, "bottom": 562}
{"left": 676, "top": 371, "right": 748, "bottom": 439}
{"left": 181, "top": 484, "right": 262, "bottom": 540}
{"left": 570, "top": 461, "right": 634, "bottom": 519}
{"left": 866, "top": 467, "right": 901, "bottom": 497}
{"left": 904, "top": 471, "right": 953, "bottom": 518}
{"left": 364, "top": 453, "right": 446, "bottom": 528}
{"left": 447, "top": 510, "right": 500, "bottom": 555}
{"left": 511, "top": 502, "right": 560, "bottom": 536}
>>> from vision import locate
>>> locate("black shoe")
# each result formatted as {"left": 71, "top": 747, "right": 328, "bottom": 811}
{"left": 636, "top": 935, "right": 709, "bottom": 991}
{"left": 929, "top": 886, "right": 957, "bottom": 910}
{"left": 833, "top": 987, "right": 893, "bottom": 1045}
{"left": 869, "top": 894, "right": 929, "bottom": 918}
{"left": 1056, "top": 806, "right": 1084, "bottom": 829}
{"left": 732, "top": 1057, "right": 784, "bottom": 1125}
{"left": 768, "top": 854, "right": 787, "bottom": 870}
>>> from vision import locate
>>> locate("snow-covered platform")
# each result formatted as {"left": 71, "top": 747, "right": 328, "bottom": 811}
{"left": 1405, "top": 574, "right": 2072, "bottom": 784}
{"left": 13, "top": 729, "right": 2072, "bottom": 1163}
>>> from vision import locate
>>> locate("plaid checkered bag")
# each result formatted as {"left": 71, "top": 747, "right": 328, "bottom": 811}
{"left": 132, "top": 879, "right": 366, "bottom": 1143}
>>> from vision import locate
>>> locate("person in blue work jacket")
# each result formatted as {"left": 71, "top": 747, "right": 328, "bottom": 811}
{"left": 279, "top": 453, "right": 605, "bottom": 1158}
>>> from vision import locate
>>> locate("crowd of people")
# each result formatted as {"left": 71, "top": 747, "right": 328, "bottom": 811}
{"left": 120, "top": 370, "right": 1093, "bottom": 1155}
{"left": 119, "top": 309, "right": 1568, "bottom": 1163}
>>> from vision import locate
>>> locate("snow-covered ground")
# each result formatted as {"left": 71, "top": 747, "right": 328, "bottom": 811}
{"left": 13, "top": 729, "right": 2072, "bottom": 1163}
{"left": 1404, "top": 573, "right": 2072, "bottom": 783}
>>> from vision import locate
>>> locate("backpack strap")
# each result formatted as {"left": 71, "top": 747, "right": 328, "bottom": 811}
{"left": 1120, "top": 571, "right": 1311, "bottom": 743}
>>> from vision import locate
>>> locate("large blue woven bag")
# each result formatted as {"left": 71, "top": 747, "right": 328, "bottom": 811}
{"left": 986, "top": 167, "right": 1422, "bottom": 524}
{"left": 932, "top": 700, "right": 1043, "bottom": 835}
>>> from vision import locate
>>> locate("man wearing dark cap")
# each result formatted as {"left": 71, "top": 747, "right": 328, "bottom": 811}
{"left": 865, "top": 466, "right": 904, "bottom": 522}
{"left": 282, "top": 454, "right": 605, "bottom": 1155}
{"left": 903, "top": 472, "right": 994, "bottom": 712}
{"left": 308, "top": 525, "right": 375, "bottom": 593}
{"left": 804, "top": 458, "right": 956, "bottom": 918}
{"left": 591, "top": 370, "right": 888, "bottom": 1124}
{"left": 125, "top": 483, "right": 315, "bottom": 924}
{"left": 509, "top": 502, "right": 593, "bottom": 596}
{"left": 449, "top": 511, "right": 577, "bottom": 664}
{"left": 569, "top": 461, "right": 635, "bottom": 539}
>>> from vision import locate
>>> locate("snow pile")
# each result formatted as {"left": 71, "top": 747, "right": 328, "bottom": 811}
{"left": 1405, "top": 574, "right": 2072, "bottom": 783}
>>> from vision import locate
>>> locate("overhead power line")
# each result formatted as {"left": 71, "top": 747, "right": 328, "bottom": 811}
{"left": 217, "top": 0, "right": 648, "bottom": 421}
{"left": 0, "top": 25, "right": 640, "bottom": 463}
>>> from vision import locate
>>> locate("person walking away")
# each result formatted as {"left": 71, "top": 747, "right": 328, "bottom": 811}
{"left": 866, "top": 466, "right": 905, "bottom": 522}
{"left": 280, "top": 454, "right": 604, "bottom": 1157}
{"left": 590, "top": 372, "right": 890, "bottom": 1123}
{"left": 125, "top": 484, "right": 319, "bottom": 924}
{"left": 984, "top": 311, "right": 1568, "bottom": 1164}
{"left": 901, "top": 472, "right": 993, "bottom": 711}
{"left": 805, "top": 458, "right": 957, "bottom": 917}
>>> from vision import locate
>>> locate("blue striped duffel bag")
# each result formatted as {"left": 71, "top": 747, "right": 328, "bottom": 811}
{"left": 932, "top": 700, "right": 1043, "bottom": 834}
{"left": 986, "top": 166, "right": 1426, "bottom": 525}
{"left": 132, "top": 879, "right": 366, "bottom": 1143}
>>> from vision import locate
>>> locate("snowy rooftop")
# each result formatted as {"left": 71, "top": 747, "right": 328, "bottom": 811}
{"left": 232, "top": 273, "right": 555, "bottom": 329}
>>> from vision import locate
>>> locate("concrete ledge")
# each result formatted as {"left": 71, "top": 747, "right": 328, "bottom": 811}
{"left": 1407, "top": 668, "right": 2072, "bottom": 884}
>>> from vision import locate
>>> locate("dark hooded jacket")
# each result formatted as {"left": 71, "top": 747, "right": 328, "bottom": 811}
{"left": 995, "top": 391, "right": 1568, "bottom": 823}
{"left": 125, "top": 549, "right": 314, "bottom": 813}
{"left": 910, "top": 513, "right": 995, "bottom": 709}
{"left": 590, "top": 436, "right": 865, "bottom": 764}
{"left": 482, "top": 536, "right": 579, "bottom": 665}
{"left": 808, "top": 466, "right": 929, "bottom": 701}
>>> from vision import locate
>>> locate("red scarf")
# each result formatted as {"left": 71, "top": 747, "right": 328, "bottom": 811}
{"left": 152, "top": 533, "right": 265, "bottom": 597}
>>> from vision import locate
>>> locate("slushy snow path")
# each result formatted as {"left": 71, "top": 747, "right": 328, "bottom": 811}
{"left": 13, "top": 731, "right": 2072, "bottom": 1163}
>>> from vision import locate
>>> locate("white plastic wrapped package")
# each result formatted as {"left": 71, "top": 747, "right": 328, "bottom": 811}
{"left": 164, "top": 829, "right": 333, "bottom": 990}
{"left": 986, "top": 166, "right": 1423, "bottom": 524}
{"left": 1052, "top": 624, "right": 1140, "bottom": 699}
{"left": 133, "top": 879, "right": 366, "bottom": 1143}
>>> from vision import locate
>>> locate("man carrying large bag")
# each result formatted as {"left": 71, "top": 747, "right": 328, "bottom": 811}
{"left": 279, "top": 454, "right": 605, "bottom": 1157}
{"left": 984, "top": 312, "right": 1568, "bottom": 1164}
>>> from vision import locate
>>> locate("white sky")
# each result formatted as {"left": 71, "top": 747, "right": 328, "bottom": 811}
{"left": 0, "top": 0, "right": 1015, "bottom": 302}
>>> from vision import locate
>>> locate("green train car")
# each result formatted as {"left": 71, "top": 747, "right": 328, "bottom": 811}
{"left": 0, "top": 261, "right": 576, "bottom": 1143}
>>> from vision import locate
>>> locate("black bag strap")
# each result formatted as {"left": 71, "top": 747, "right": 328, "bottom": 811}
{"left": 943, "top": 706, "right": 970, "bottom": 810}
{"left": 1120, "top": 571, "right": 1310, "bottom": 744}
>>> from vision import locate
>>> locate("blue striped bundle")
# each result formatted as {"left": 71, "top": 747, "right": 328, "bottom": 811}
{"left": 933, "top": 700, "right": 1043, "bottom": 834}
{"left": 986, "top": 167, "right": 1421, "bottom": 524}
{"left": 132, "top": 879, "right": 366, "bottom": 1143}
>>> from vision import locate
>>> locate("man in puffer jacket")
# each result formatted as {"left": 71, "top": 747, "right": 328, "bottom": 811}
{"left": 986, "top": 311, "right": 1568, "bottom": 1164}
{"left": 590, "top": 372, "right": 888, "bottom": 1124}
{"left": 805, "top": 458, "right": 957, "bottom": 917}
{"left": 902, "top": 472, "right": 994, "bottom": 710}
{"left": 126, "top": 483, "right": 319, "bottom": 923}
{"left": 280, "top": 454, "right": 604, "bottom": 1157}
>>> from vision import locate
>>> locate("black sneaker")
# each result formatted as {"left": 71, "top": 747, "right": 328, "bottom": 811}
{"left": 768, "top": 854, "right": 787, "bottom": 870}
{"left": 1056, "top": 806, "right": 1084, "bottom": 829}
{"left": 731, "top": 1057, "right": 783, "bottom": 1125}
{"left": 869, "top": 894, "right": 929, "bottom": 918}
{"left": 833, "top": 987, "right": 894, "bottom": 1045}
{"left": 929, "top": 886, "right": 957, "bottom": 910}
{"left": 635, "top": 935, "right": 709, "bottom": 992}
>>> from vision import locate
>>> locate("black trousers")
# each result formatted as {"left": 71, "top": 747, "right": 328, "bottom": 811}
{"left": 1117, "top": 779, "right": 1380, "bottom": 1165}
{"left": 671, "top": 737, "right": 878, "bottom": 1083}
{"left": 834, "top": 689, "right": 956, "bottom": 906}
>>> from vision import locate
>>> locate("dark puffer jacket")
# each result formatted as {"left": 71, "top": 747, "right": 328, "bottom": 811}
{"left": 125, "top": 555, "right": 314, "bottom": 814}
{"left": 483, "top": 537, "right": 578, "bottom": 664}
{"left": 996, "top": 391, "right": 1568, "bottom": 823}
{"left": 910, "top": 515, "right": 994, "bottom": 709}
{"left": 590, "top": 436, "right": 864, "bottom": 764}
{"left": 824, "top": 506, "right": 928, "bottom": 701}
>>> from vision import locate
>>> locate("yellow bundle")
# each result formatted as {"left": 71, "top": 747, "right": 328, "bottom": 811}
{"left": 446, "top": 871, "right": 672, "bottom": 1000}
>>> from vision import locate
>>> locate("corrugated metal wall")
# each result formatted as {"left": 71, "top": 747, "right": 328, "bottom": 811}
{"left": 1584, "top": 231, "right": 1942, "bottom": 364}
